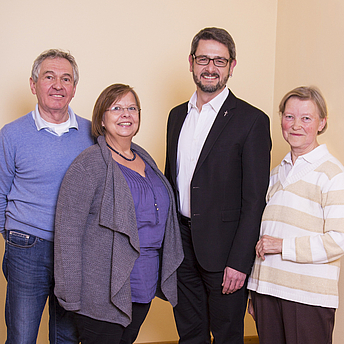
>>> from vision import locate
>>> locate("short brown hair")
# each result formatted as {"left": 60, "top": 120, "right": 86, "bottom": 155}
{"left": 190, "top": 27, "right": 236, "bottom": 60}
{"left": 279, "top": 86, "right": 328, "bottom": 135}
{"left": 92, "top": 84, "right": 141, "bottom": 138}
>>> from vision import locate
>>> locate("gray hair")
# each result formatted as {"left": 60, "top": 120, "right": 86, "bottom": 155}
{"left": 31, "top": 49, "right": 79, "bottom": 85}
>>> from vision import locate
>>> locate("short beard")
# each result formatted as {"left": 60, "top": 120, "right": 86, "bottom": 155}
{"left": 193, "top": 71, "right": 230, "bottom": 93}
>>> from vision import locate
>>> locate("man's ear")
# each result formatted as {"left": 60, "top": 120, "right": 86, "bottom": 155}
{"left": 29, "top": 77, "right": 37, "bottom": 95}
{"left": 229, "top": 59, "right": 237, "bottom": 77}
{"left": 189, "top": 55, "right": 194, "bottom": 72}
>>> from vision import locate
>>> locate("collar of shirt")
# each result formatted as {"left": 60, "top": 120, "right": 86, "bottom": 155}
{"left": 188, "top": 87, "right": 229, "bottom": 114}
{"left": 282, "top": 144, "right": 328, "bottom": 165}
{"left": 281, "top": 144, "right": 328, "bottom": 178}
{"left": 32, "top": 104, "right": 79, "bottom": 136}
{"left": 281, "top": 152, "right": 293, "bottom": 166}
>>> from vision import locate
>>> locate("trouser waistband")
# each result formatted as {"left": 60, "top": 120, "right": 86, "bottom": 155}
{"left": 179, "top": 214, "right": 191, "bottom": 228}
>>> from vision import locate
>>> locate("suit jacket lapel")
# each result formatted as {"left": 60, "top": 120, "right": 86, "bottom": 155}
{"left": 194, "top": 91, "right": 237, "bottom": 175}
{"left": 170, "top": 103, "right": 188, "bottom": 186}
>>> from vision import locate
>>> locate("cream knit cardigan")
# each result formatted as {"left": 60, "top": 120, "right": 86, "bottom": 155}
{"left": 248, "top": 145, "right": 344, "bottom": 308}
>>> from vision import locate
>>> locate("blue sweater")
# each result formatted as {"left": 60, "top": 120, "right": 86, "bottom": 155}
{"left": 0, "top": 112, "right": 94, "bottom": 241}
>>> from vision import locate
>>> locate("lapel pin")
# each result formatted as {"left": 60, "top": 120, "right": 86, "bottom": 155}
{"left": 224, "top": 111, "right": 228, "bottom": 117}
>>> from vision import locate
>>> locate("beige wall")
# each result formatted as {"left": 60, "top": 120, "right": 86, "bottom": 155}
{"left": 273, "top": 1, "right": 344, "bottom": 342}
{"left": 272, "top": 0, "right": 344, "bottom": 167}
{"left": 4, "top": 0, "right": 344, "bottom": 343}
{"left": 0, "top": 0, "right": 277, "bottom": 342}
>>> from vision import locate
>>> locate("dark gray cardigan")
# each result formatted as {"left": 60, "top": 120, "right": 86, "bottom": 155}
{"left": 54, "top": 135, "right": 183, "bottom": 326}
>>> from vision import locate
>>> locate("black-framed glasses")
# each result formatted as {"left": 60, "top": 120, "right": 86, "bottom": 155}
{"left": 192, "top": 54, "right": 230, "bottom": 67}
{"left": 105, "top": 105, "right": 140, "bottom": 115}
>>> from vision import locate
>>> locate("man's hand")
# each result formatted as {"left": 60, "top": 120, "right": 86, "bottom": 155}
{"left": 255, "top": 235, "right": 282, "bottom": 260}
{"left": 222, "top": 266, "right": 246, "bottom": 294}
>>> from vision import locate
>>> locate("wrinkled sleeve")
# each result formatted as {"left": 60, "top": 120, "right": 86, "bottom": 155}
{"left": 54, "top": 160, "right": 95, "bottom": 311}
{"left": 283, "top": 170, "right": 344, "bottom": 264}
{"left": 0, "top": 129, "right": 15, "bottom": 238}
{"left": 226, "top": 112, "right": 271, "bottom": 273}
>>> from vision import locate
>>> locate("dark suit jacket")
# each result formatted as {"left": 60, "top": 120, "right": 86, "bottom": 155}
{"left": 165, "top": 90, "right": 271, "bottom": 274}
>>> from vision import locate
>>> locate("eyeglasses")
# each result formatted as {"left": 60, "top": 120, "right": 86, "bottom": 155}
{"left": 105, "top": 105, "right": 140, "bottom": 115}
{"left": 192, "top": 54, "right": 230, "bottom": 68}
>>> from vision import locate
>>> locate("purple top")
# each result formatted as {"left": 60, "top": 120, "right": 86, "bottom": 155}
{"left": 118, "top": 159, "right": 169, "bottom": 303}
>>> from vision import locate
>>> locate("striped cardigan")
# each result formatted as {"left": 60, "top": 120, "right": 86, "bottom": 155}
{"left": 248, "top": 144, "right": 344, "bottom": 308}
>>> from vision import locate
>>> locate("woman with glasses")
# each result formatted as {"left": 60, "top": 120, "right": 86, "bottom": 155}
{"left": 247, "top": 86, "right": 344, "bottom": 344}
{"left": 54, "top": 83, "right": 183, "bottom": 344}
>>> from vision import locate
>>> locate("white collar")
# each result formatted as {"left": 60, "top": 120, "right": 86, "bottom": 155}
{"left": 32, "top": 104, "right": 78, "bottom": 134}
{"left": 282, "top": 144, "right": 329, "bottom": 166}
{"left": 188, "top": 87, "right": 229, "bottom": 113}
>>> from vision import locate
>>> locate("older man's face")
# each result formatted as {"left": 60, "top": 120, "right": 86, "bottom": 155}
{"left": 30, "top": 57, "right": 76, "bottom": 123}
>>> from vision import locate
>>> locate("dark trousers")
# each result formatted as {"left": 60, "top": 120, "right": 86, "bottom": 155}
{"left": 74, "top": 302, "right": 151, "bottom": 344}
{"left": 251, "top": 291, "right": 335, "bottom": 344}
{"left": 173, "top": 222, "right": 248, "bottom": 344}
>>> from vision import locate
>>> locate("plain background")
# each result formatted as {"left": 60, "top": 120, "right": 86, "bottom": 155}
{"left": 0, "top": 0, "right": 343, "bottom": 342}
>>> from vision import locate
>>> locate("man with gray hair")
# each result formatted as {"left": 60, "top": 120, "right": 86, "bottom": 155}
{"left": 0, "top": 49, "right": 94, "bottom": 343}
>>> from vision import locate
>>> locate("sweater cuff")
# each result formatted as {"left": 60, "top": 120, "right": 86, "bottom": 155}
{"left": 282, "top": 238, "right": 296, "bottom": 262}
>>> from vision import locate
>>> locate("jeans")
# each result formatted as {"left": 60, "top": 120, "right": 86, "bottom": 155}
{"left": 2, "top": 229, "right": 78, "bottom": 344}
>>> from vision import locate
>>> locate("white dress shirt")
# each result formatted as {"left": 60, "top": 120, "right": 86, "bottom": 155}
{"left": 177, "top": 87, "right": 229, "bottom": 217}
